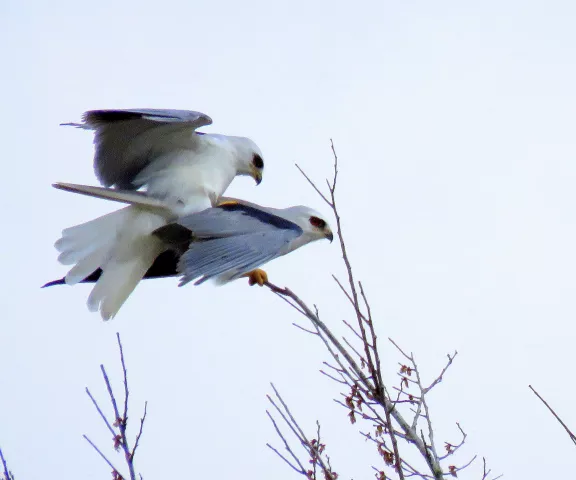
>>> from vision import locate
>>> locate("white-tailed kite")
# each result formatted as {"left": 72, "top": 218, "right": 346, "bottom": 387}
{"left": 45, "top": 198, "right": 333, "bottom": 295}
{"left": 54, "top": 109, "right": 264, "bottom": 320}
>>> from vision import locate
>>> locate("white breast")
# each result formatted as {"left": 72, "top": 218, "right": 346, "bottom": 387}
{"left": 134, "top": 137, "right": 238, "bottom": 216}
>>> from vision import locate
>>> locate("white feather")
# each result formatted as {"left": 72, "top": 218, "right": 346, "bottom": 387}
{"left": 85, "top": 212, "right": 167, "bottom": 320}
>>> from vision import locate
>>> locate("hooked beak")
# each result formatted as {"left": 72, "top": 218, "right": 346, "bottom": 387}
{"left": 325, "top": 229, "right": 334, "bottom": 243}
{"left": 251, "top": 166, "right": 263, "bottom": 185}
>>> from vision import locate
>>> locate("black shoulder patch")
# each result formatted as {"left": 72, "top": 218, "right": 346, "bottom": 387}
{"left": 85, "top": 110, "right": 144, "bottom": 123}
{"left": 218, "top": 203, "right": 301, "bottom": 232}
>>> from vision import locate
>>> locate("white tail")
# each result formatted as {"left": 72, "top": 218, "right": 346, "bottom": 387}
{"left": 55, "top": 205, "right": 169, "bottom": 320}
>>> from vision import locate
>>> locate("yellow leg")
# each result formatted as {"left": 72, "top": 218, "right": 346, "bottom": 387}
{"left": 244, "top": 269, "right": 268, "bottom": 286}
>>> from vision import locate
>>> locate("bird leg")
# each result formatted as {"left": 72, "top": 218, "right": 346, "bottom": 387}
{"left": 243, "top": 269, "right": 268, "bottom": 286}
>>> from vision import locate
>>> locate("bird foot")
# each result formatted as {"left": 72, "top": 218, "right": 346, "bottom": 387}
{"left": 245, "top": 269, "right": 268, "bottom": 286}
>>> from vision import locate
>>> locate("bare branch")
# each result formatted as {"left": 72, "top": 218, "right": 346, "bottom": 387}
{"left": 0, "top": 447, "right": 14, "bottom": 480}
{"left": 85, "top": 387, "right": 116, "bottom": 437}
{"left": 83, "top": 434, "right": 123, "bottom": 477}
{"left": 266, "top": 410, "right": 306, "bottom": 474}
{"left": 424, "top": 352, "right": 458, "bottom": 394}
{"left": 84, "top": 334, "right": 147, "bottom": 480}
{"left": 295, "top": 163, "right": 332, "bottom": 207}
{"left": 529, "top": 385, "right": 576, "bottom": 446}
{"left": 131, "top": 402, "right": 148, "bottom": 461}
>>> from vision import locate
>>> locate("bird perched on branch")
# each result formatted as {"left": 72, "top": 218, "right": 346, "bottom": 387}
{"left": 45, "top": 197, "right": 333, "bottom": 299}
{"left": 53, "top": 109, "right": 264, "bottom": 320}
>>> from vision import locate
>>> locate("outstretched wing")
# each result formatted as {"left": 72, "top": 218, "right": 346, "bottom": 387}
{"left": 154, "top": 203, "right": 303, "bottom": 286}
{"left": 64, "top": 109, "right": 213, "bottom": 189}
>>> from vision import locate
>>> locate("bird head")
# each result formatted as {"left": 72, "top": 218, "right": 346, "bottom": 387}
{"left": 284, "top": 206, "right": 334, "bottom": 243}
{"left": 229, "top": 137, "right": 264, "bottom": 185}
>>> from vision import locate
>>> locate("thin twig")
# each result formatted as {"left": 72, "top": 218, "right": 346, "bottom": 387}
{"left": 83, "top": 435, "right": 123, "bottom": 477}
{"left": 266, "top": 411, "right": 306, "bottom": 474}
{"left": 529, "top": 385, "right": 576, "bottom": 446}
{"left": 439, "top": 423, "right": 467, "bottom": 460}
{"left": 131, "top": 402, "right": 148, "bottom": 461}
{"left": 424, "top": 352, "right": 458, "bottom": 394}
{"left": 295, "top": 164, "right": 332, "bottom": 207}
{"left": 85, "top": 387, "right": 116, "bottom": 437}
{"left": 0, "top": 448, "right": 13, "bottom": 480}
{"left": 85, "top": 335, "right": 146, "bottom": 480}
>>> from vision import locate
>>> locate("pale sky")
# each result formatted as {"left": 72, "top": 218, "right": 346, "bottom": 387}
{"left": 1, "top": 1, "right": 576, "bottom": 478}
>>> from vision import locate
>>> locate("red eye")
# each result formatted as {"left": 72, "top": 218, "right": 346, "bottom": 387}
{"left": 309, "top": 216, "right": 326, "bottom": 229}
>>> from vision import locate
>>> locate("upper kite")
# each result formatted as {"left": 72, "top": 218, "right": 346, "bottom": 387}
{"left": 63, "top": 108, "right": 264, "bottom": 205}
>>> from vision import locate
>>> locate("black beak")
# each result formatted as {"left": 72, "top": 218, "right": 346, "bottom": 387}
{"left": 326, "top": 231, "right": 334, "bottom": 243}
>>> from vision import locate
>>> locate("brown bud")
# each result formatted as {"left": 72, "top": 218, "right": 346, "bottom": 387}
{"left": 348, "top": 410, "right": 356, "bottom": 424}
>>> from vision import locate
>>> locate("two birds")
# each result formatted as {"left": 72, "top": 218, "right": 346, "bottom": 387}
{"left": 45, "top": 109, "right": 333, "bottom": 320}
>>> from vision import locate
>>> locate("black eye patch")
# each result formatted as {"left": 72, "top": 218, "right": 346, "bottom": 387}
{"left": 252, "top": 154, "right": 264, "bottom": 169}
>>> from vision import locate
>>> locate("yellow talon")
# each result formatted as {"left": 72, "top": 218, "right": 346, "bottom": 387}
{"left": 245, "top": 269, "right": 268, "bottom": 286}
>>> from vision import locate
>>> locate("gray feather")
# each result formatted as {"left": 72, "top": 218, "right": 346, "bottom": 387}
{"left": 64, "top": 108, "right": 212, "bottom": 189}
{"left": 178, "top": 232, "right": 295, "bottom": 286}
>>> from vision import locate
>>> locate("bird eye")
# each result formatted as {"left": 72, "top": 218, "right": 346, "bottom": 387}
{"left": 309, "top": 216, "right": 326, "bottom": 229}
{"left": 252, "top": 154, "right": 264, "bottom": 169}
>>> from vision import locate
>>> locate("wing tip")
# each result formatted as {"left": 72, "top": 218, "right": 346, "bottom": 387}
{"left": 42, "top": 278, "right": 66, "bottom": 288}
{"left": 52, "top": 182, "right": 82, "bottom": 193}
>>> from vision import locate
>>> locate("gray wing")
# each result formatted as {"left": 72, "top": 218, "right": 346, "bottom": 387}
{"left": 64, "top": 109, "right": 213, "bottom": 189}
{"left": 154, "top": 204, "right": 302, "bottom": 286}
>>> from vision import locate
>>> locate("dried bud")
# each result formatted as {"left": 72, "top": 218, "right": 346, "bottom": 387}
{"left": 445, "top": 443, "right": 453, "bottom": 453}
{"left": 375, "top": 425, "right": 384, "bottom": 437}
{"left": 401, "top": 377, "right": 409, "bottom": 389}
{"left": 383, "top": 451, "right": 395, "bottom": 466}
{"left": 448, "top": 465, "right": 457, "bottom": 477}
{"left": 113, "top": 417, "right": 126, "bottom": 428}
{"left": 399, "top": 365, "right": 412, "bottom": 376}
{"left": 376, "top": 471, "right": 386, "bottom": 480}
{"left": 348, "top": 410, "right": 356, "bottom": 424}
{"left": 306, "top": 470, "right": 315, "bottom": 480}
{"left": 345, "top": 396, "right": 354, "bottom": 409}
{"left": 113, "top": 434, "right": 122, "bottom": 451}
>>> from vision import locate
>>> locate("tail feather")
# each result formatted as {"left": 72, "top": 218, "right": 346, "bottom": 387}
{"left": 55, "top": 208, "right": 132, "bottom": 282}
{"left": 42, "top": 278, "right": 66, "bottom": 288}
{"left": 65, "top": 249, "right": 110, "bottom": 285}
{"left": 55, "top": 204, "right": 169, "bottom": 319}
{"left": 87, "top": 236, "right": 164, "bottom": 320}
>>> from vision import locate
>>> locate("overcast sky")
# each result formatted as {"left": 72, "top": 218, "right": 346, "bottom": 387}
{"left": 1, "top": 1, "right": 576, "bottom": 478}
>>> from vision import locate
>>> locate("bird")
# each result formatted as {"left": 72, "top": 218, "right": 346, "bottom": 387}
{"left": 44, "top": 197, "right": 333, "bottom": 291}
{"left": 53, "top": 109, "right": 264, "bottom": 320}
